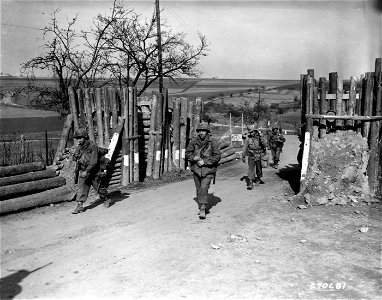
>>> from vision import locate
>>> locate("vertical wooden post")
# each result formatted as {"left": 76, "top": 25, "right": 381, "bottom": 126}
{"left": 187, "top": 101, "right": 194, "bottom": 141}
{"left": 180, "top": 97, "right": 188, "bottom": 169}
{"left": 162, "top": 88, "right": 170, "bottom": 173}
{"left": 306, "top": 76, "right": 313, "bottom": 134}
{"left": 103, "top": 87, "right": 111, "bottom": 147}
{"left": 300, "top": 74, "right": 307, "bottom": 125}
{"left": 329, "top": 72, "right": 338, "bottom": 111}
{"left": 84, "top": 88, "right": 95, "bottom": 142}
{"left": 122, "top": 88, "right": 130, "bottom": 186}
{"left": 109, "top": 88, "right": 118, "bottom": 130}
{"left": 173, "top": 99, "right": 181, "bottom": 168}
{"left": 54, "top": 114, "right": 73, "bottom": 161}
{"left": 90, "top": 89, "right": 96, "bottom": 114}
{"left": 128, "top": 87, "right": 134, "bottom": 182}
{"left": 368, "top": 58, "right": 382, "bottom": 194}
{"left": 153, "top": 93, "right": 163, "bottom": 179}
{"left": 146, "top": 94, "right": 157, "bottom": 178}
{"left": 77, "top": 89, "right": 86, "bottom": 128}
{"left": 336, "top": 77, "right": 344, "bottom": 130}
{"left": 95, "top": 88, "right": 104, "bottom": 147}
{"left": 356, "top": 74, "right": 364, "bottom": 134}
{"left": 193, "top": 98, "right": 202, "bottom": 135}
{"left": 362, "top": 72, "right": 374, "bottom": 138}
{"left": 133, "top": 87, "right": 139, "bottom": 182}
{"left": 312, "top": 86, "right": 319, "bottom": 138}
{"left": 68, "top": 87, "right": 79, "bottom": 131}
{"left": 318, "top": 77, "right": 327, "bottom": 138}
{"left": 348, "top": 76, "right": 357, "bottom": 130}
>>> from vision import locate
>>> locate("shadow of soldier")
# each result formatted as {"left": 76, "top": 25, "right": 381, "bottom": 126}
{"left": 276, "top": 164, "right": 301, "bottom": 194}
{"left": 84, "top": 191, "right": 130, "bottom": 211}
{"left": 193, "top": 193, "right": 222, "bottom": 214}
{"left": 0, "top": 263, "right": 52, "bottom": 299}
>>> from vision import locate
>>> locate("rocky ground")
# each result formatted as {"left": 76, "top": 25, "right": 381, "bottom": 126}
{"left": 1, "top": 135, "right": 381, "bottom": 299}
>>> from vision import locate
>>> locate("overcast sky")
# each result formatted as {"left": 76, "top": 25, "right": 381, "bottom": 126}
{"left": 1, "top": 0, "right": 381, "bottom": 80}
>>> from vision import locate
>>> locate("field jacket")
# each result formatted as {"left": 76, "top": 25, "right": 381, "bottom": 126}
{"left": 269, "top": 133, "right": 286, "bottom": 149}
{"left": 242, "top": 135, "right": 267, "bottom": 160}
{"left": 76, "top": 140, "right": 100, "bottom": 176}
{"left": 185, "top": 135, "right": 221, "bottom": 177}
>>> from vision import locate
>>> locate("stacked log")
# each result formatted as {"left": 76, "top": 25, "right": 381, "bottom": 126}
{"left": 0, "top": 162, "right": 75, "bottom": 215}
{"left": 219, "top": 141, "right": 240, "bottom": 165}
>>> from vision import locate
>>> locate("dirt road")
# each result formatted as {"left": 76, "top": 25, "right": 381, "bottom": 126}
{"left": 1, "top": 136, "right": 381, "bottom": 299}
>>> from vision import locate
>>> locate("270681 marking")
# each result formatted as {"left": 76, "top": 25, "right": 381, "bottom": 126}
{"left": 310, "top": 282, "right": 346, "bottom": 290}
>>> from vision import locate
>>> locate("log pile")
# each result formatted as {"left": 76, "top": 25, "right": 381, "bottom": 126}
{"left": 219, "top": 142, "right": 241, "bottom": 165}
{"left": 0, "top": 162, "right": 75, "bottom": 215}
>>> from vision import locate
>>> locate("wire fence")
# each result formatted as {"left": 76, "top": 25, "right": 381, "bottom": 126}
{"left": 0, "top": 131, "right": 65, "bottom": 166}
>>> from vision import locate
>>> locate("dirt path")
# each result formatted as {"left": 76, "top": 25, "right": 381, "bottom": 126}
{"left": 1, "top": 136, "right": 381, "bottom": 299}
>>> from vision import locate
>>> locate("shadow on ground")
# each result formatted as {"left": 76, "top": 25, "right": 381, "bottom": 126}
{"left": 85, "top": 191, "right": 130, "bottom": 211}
{"left": 193, "top": 193, "right": 222, "bottom": 212}
{"left": 0, "top": 263, "right": 52, "bottom": 299}
{"left": 276, "top": 164, "right": 301, "bottom": 194}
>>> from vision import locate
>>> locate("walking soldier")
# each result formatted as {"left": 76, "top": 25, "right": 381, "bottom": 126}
{"left": 71, "top": 128, "right": 111, "bottom": 214}
{"left": 185, "top": 122, "right": 221, "bottom": 219}
{"left": 242, "top": 125, "right": 267, "bottom": 189}
{"left": 269, "top": 126, "right": 286, "bottom": 169}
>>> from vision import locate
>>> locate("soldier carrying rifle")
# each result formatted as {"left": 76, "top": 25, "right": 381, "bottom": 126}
{"left": 268, "top": 126, "right": 286, "bottom": 169}
{"left": 71, "top": 128, "right": 111, "bottom": 214}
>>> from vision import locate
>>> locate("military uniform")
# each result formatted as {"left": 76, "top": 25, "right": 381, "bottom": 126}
{"left": 186, "top": 123, "right": 221, "bottom": 219}
{"left": 269, "top": 127, "right": 286, "bottom": 168}
{"left": 242, "top": 126, "right": 267, "bottom": 189}
{"left": 72, "top": 128, "right": 110, "bottom": 214}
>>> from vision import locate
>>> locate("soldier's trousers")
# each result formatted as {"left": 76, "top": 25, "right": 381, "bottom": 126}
{"left": 248, "top": 157, "right": 262, "bottom": 180}
{"left": 77, "top": 175, "right": 109, "bottom": 203}
{"left": 193, "top": 174, "right": 214, "bottom": 205}
{"left": 271, "top": 147, "right": 282, "bottom": 164}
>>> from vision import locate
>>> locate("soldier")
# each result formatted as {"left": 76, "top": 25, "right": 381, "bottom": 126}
{"left": 269, "top": 126, "right": 286, "bottom": 169}
{"left": 242, "top": 125, "right": 267, "bottom": 189}
{"left": 186, "top": 122, "right": 221, "bottom": 219}
{"left": 71, "top": 128, "right": 111, "bottom": 214}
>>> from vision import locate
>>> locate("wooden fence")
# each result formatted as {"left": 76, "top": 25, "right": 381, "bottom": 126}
{"left": 300, "top": 57, "right": 382, "bottom": 195}
{"left": 56, "top": 87, "right": 205, "bottom": 188}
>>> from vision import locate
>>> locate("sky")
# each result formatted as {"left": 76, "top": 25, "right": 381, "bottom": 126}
{"left": 1, "top": 0, "right": 381, "bottom": 80}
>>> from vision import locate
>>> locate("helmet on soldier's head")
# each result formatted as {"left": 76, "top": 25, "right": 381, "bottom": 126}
{"left": 196, "top": 122, "right": 210, "bottom": 133}
{"left": 73, "top": 128, "right": 89, "bottom": 139}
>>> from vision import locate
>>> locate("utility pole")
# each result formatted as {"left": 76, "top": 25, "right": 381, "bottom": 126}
{"left": 155, "top": 0, "right": 163, "bottom": 96}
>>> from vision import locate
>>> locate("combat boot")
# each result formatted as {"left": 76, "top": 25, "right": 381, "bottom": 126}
{"left": 247, "top": 180, "right": 254, "bottom": 190}
{"left": 199, "top": 204, "right": 206, "bottom": 219}
{"left": 103, "top": 198, "right": 112, "bottom": 208}
{"left": 255, "top": 178, "right": 260, "bottom": 186}
{"left": 72, "top": 202, "right": 85, "bottom": 214}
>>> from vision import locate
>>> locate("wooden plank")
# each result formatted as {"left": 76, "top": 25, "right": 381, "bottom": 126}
{"left": 128, "top": 87, "right": 134, "bottom": 182}
{"left": 368, "top": 58, "right": 382, "bottom": 194}
{"left": 362, "top": 72, "right": 374, "bottom": 138}
{"left": 306, "top": 75, "right": 314, "bottom": 133}
{"left": 110, "top": 88, "right": 118, "bottom": 130}
{"left": 105, "top": 122, "right": 124, "bottom": 161}
{"left": 173, "top": 99, "right": 181, "bottom": 167}
{"left": 84, "top": 88, "right": 95, "bottom": 142}
{"left": 348, "top": 76, "right": 357, "bottom": 128}
{"left": 180, "top": 97, "right": 188, "bottom": 169}
{"left": 312, "top": 86, "right": 319, "bottom": 138}
{"left": 77, "top": 89, "right": 86, "bottom": 128}
{"left": 103, "top": 87, "right": 111, "bottom": 147}
{"left": 122, "top": 88, "right": 130, "bottom": 186}
{"left": 318, "top": 77, "right": 327, "bottom": 138}
{"left": 153, "top": 93, "right": 163, "bottom": 179}
{"left": 336, "top": 77, "right": 344, "bottom": 129}
{"left": 305, "top": 114, "right": 382, "bottom": 121}
{"left": 54, "top": 114, "right": 73, "bottom": 161}
{"left": 356, "top": 74, "right": 364, "bottom": 134}
{"left": 300, "top": 74, "right": 307, "bottom": 125}
{"left": 68, "top": 87, "right": 79, "bottom": 131}
{"left": 299, "top": 131, "right": 311, "bottom": 194}
{"left": 193, "top": 98, "right": 202, "bottom": 136}
{"left": 95, "top": 88, "right": 104, "bottom": 147}
{"left": 133, "top": 87, "right": 139, "bottom": 182}
{"left": 187, "top": 100, "right": 194, "bottom": 141}
{"left": 146, "top": 95, "right": 157, "bottom": 178}
{"left": 329, "top": 72, "right": 338, "bottom": 111}
{"left": 318, "top": 94, "right": 359, "bottom": 100}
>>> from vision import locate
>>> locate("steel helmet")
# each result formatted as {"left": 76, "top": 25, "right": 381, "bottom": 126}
{"left": 196, "top": 122, "right": 210, "bottom": 133}
{"left": 73, "top": 128, "right": 89, "bottom": 139}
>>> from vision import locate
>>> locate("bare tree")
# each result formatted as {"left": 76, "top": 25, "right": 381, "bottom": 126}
{"left": 93, "top": 3, "right": 210, "bottom": 96}
{"left": 239, "top": 88, "right": 270, "bottom": 124}
{"left": 20, "top": 4, "right": 119, "bottom": 111}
